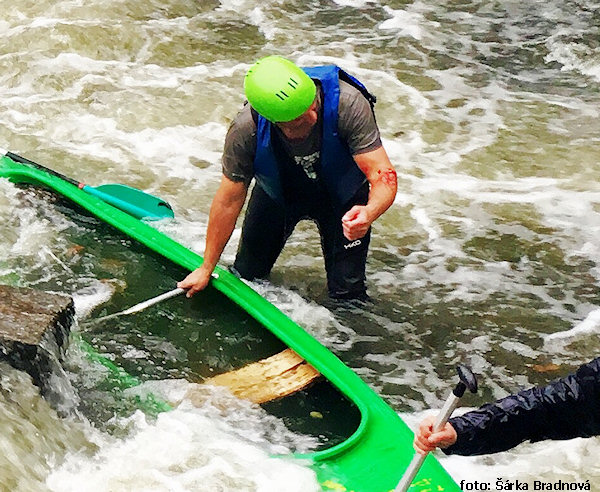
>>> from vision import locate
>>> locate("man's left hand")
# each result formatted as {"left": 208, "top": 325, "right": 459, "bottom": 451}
{"left": 342, "top": 205, "right": 372, "bottom": 241}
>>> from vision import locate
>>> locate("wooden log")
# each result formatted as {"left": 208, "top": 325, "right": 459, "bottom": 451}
{"left": 185, "top": 348, "right": 321, "bottom": 405}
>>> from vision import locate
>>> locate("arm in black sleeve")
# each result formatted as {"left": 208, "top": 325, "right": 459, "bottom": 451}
{"left": 444, "top": 357, "right": 600, "bottom": 456}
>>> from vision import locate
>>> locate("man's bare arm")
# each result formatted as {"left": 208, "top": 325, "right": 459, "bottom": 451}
{"left": 178, "top": 175, "right": 248, "bottom": 297}
{"left": 341, "top": 146, "right": 397, "bottom": 241}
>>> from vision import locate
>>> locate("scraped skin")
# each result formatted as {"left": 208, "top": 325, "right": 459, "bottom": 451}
{"left": 342, "top": 146, "right": 397, "bottom": 241}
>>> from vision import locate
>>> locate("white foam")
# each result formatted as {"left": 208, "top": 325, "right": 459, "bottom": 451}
{"left": 46, "top": 392, "right": 320, "bottom": 492}
{"left": 379, "top": 6, "right": 430, "bottom": 40}
{"left": 250, "top": 281, "right": 355, "bottom": 350}
{"left": 3, "top": 1, "right": 600, "bottom": 488}
{"left": 72, "top": 281, "right": 116, "bottom": 320}
{"left": 215, "top": 1, "right": 282, "bottom": 40}
{"left": 442, "top": 433, "right": 600, "bottom": 488}
{"left": 546, "top": 308, "right": 600, "bottom": 341}
{"left": 43, "top": 115, "right": 225, "bottom": 185}
{"left": 546, "top": 38, "right": 600, "bottom": 82}
{"left": 131, "top": 380, "right": 319, "bottom": 453}
{"left": 331, "top": 0, "right": 376, "bottom": 7}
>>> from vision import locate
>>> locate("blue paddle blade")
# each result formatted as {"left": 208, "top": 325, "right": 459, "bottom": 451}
{"left": 84, "top": 184, "right": 175, "bottom": 220}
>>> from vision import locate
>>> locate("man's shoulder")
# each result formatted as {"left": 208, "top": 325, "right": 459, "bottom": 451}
{"left": 230, "top": 103, "right": 257, "bottom": 133}
{"left": 338, "top": 79, "right": 365, "bottom": 103}
{"left": 337, "top": 79, "right": 375, "bottom": 117}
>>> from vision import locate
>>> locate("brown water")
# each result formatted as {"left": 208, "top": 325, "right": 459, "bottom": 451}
{"left": 2, "top": 0, "right": 600, "bottom": 489}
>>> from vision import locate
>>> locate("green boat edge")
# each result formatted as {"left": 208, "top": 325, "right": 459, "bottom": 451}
{"left": 0, "top": 153, "right": 460, "bottom": 492}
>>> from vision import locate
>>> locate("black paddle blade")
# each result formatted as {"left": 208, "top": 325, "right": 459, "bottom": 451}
{"left": 456, "top": 364, "right": 478, "bottom": 394}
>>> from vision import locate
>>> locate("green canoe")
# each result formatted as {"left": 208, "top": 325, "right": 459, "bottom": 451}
{"left": 0, "top": 151, "right": 460, "bottom": 492}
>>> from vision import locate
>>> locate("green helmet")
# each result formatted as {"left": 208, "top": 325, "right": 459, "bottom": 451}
{"left": 244, "top": 56, "right": 316, "bottom": 122}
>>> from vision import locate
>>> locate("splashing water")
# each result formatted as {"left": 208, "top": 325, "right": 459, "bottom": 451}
{"left": 2, "top": 0, "right": 600, "bottom": 488}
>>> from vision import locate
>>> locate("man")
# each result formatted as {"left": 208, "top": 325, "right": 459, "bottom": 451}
{"left": 414, "top": 357, "right": 600, "bottom": 456}
{"left": 179, "top": 55, "right": 397, "bottom": 300}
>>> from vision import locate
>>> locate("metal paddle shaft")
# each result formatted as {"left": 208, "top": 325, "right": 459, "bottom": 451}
{"left": 90, "top": 287, "right": 186, "bottom": 324}
{"left": 121, "top": 287, "right": 186, "bottom": 315}
{"left": 395, "top": 365, "right": 478, "bottom": 492}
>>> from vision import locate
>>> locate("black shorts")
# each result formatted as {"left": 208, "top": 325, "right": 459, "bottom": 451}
{"left": 232, "top": 184, "right": 370, "bottom": 300}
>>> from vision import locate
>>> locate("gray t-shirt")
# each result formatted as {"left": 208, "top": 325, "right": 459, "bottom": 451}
{"left": 222, "top": 79, "right": 382, "bottom": 185}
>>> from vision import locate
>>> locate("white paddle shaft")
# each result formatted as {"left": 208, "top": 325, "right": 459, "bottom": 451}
{"left": 394, "top": 392, "right": 461, "bottom": 492}
{"left": 121, "top": 287, "right": 186, "bottom": 315}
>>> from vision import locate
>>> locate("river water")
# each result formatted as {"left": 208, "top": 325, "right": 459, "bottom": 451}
{"left": 1, "top": 0, "right": 600, "bottom": 490}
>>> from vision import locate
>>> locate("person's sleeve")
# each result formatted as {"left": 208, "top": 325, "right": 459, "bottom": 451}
{"left": 444, "top": 357, "right": 600, "bottom": 456}
{"left": 337, "top": 82, "right": 382, "bottom": 155}
{"left": 222, "top": 106, "right": 256, "bottom": 185}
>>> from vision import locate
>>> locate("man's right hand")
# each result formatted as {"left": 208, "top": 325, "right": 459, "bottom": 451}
{"left": 178, "top": 266, "right": 213, "bottom": 298}
{"left": 413, "top": 415, "right": 458, "bottom": 455}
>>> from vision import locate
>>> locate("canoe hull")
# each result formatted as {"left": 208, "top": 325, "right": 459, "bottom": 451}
{"left": 0, "top": 153, "right": 460, "bottom": 492}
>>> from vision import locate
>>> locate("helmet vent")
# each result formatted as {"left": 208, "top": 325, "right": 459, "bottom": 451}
{"left": 275, "top": 77, "right": 301, "bottom": 100}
